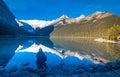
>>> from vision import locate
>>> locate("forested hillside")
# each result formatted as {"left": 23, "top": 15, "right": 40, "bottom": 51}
{"left": 51, "top": 15, "right": 120, "bottom": 38}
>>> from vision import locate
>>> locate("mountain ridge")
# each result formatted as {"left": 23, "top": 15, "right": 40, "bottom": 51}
{"left": 51, "top": 12, "right": 120, "bottom": 38}
{"left": 18, "top": 11, "right": 115, "bottom": 28}
{"left": 16, "top": 11, "right": 120, "bottom": 37}
{"left": 0, "top": 0, "right": 19, "bottom": 36}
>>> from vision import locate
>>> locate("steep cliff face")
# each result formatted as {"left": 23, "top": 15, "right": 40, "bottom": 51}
{"left": 0, "top": 0, "right": 19, "bottom": 36}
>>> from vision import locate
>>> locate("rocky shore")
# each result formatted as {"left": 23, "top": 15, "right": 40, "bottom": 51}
{"left": 0, "top": 60, "right": 120, "bottom": 77}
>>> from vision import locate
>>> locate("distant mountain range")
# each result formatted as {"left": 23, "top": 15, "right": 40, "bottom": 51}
{"left": 51, "top": 12, "right": 120, "bottom": 38}
{"left": 0, "top": 0, "right": 120, "bottom": 37}
{"left": 18, "top": 14, "right": 86, "bottom": 28}
{"left": 16, "top": 15, "right": 67, "bottom": 36}
{"left": 18, "top": 11, "right": 114, "bottom": 28}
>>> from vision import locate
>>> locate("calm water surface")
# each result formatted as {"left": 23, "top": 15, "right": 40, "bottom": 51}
{"left": 0, "top": 37, "right": 120, "bottom": 69}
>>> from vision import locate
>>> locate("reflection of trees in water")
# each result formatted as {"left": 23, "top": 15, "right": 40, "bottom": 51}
{"left": 52, "top": 38, "right": 120, "bottom": 62}
{"left": 0, "top": 38, "right": 21, "bottom": 66}
{"left": 106, "top": 43, "right": 120, "bottom": 60}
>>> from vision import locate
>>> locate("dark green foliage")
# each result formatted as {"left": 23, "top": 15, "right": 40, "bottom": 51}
{"left": 107, "top": 25, "right": 120, "bottom": 40}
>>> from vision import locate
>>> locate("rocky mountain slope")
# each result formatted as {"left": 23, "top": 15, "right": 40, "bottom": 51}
{"left": 0, "top": 0, "right": 19, "bottom": 36}
{"left": 51, "top": 12, "right": 120, "bottom": 38}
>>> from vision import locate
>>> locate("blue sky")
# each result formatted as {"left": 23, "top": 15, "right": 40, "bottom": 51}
{"left": 4, "top": 0, "right": 120, "bottom": 20}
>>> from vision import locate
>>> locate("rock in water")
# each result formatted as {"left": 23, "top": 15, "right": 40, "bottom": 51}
{"left": 110, "top": 61, "right": 120, "bottom": 70}
{"left": 21, "top": 62, "right": 30, "bottom": 66}
{"left": 0, "top": 66, "right": 5, "bottom": 73}
{"left": 6, "top": 66, "right": 17, "bottom": 73}
{"left": 75, "top": 68, "right": 85, "bottom": 74}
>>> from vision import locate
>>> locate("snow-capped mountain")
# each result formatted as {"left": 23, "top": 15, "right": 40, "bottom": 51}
{"left": 17, "top": 11, "right": 113, "bottom": 29}
{"left": 75, "top": 14, "right": 86, "bottom": 22}
{"left": 20, "top": 20, "right": 56, "bottom": 29}
{"left": 18, "top": 14, "right": 68, "bottom": 29}
{"left": 84, "top": 11, "right": 113, "bottom": 21}
{"left": 59, "top": 14, "right": 69, "bottom": 19}
{"left": 16, "top": 15, "right": 69, "bottom": 36}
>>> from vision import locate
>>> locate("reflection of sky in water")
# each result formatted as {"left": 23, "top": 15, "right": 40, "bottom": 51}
{"left": 2, "top": 37, "right": 119, "bottom": 70}
{"left": 4, "top": 38, "right": 97, "bottom": 69}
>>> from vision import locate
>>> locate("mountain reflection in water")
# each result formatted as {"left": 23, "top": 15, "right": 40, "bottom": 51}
{"left": 51, "top": 37, "right": 120, "bottom": 63}
{"left": 0, "top": 37, "right": 120, "bottom": 70}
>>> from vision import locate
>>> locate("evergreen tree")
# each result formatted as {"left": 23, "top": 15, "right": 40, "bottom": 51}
{"left": 108, "top": 25, "right": 120, "bottom": 40}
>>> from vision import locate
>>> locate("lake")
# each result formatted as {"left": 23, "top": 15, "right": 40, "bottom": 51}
{"left": 51, "top": 37, "right": 120, "bottom": 63}
{"left": 0, "top": 37, "right": 120, "bottom": 75}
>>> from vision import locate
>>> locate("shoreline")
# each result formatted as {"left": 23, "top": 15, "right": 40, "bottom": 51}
{"left": 94, "top": 38, "right": 120, "bottom": 44}
{"left": 0, "top": 60, "right": 120, "bottom": 77}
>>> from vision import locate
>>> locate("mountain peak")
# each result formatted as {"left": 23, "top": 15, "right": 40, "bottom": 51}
{"left": 85, "top": 11, "right": 113, "bottom": 21}
{"left": 59, "top": 14, "right": 69, "bottom": 19}
{"left": 90, "top": 11, "right": 103, "bottom": 17}
{"left": 76, "top": 14, "right": 86, "bottom": 22}
{"left": 103, "top": 12, "right": 113, "bottom": 16}
{"left": 94, "top": 11, "right": 103, "bottom": 15}
{"left": 17, "top": 12, "right": 115, "bottom": 29}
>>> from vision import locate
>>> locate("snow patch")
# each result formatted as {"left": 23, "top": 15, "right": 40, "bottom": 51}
{"left": 75, "top": 14, "right": 86, "bottom": 22}
{"left": 20, "top": 19, "right": 55, "bottom": 28}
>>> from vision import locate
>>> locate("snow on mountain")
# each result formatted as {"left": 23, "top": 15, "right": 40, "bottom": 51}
{"left": 18, "top": 12, "right": 113, "bottom": 29}
{"left": 19, "top": 14, "right": 68, "bottom": 29}
{"left": 75, "top": 14, "right": 86, "bottom": 22}
{"left": 20, "top": 19, "right": 56, "bottom": 29}
{"left": 93, "top": 11, "right": 102, "bottom": 15}
{"left": 59, "top": 14, "right": 69, "bottom": 19}
{"left": 85, "top": 11, "right": 113, "bottom": 21}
